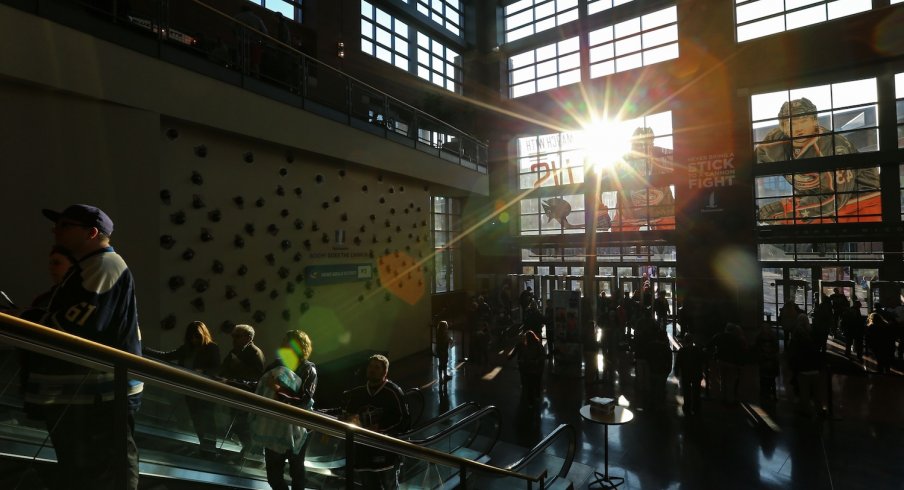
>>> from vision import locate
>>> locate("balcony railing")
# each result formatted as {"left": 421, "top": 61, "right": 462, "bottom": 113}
{"left": 9, "top": 0, "right": 488, "bottom": 173}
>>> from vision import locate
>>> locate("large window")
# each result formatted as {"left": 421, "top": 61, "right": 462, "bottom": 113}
{"left": 588, "top": 6, "right": 679, "bottom": 78}
{"left": 522, "top": 246, "right": 588, "bottom": 262}
{"left": 248, "top": 0, "right": 300, "bottom": 21}
{"left": 752, "top": 78, "right": 879, "bottom": 160}
{"left": 758, "top": 242, "right": 883, "bottom": 261}
{"left": 432, "top": 197, "right": 461, "bottom": 293}
{"left": 361, "top": 1, "right": 409, "bottom": 71}
{"left": 515, "top": 111, "right": 676, "bottom": 232}
{"left": 752, "top": 78, "right": 882, "bottom": 226}
{"left": 517, "top": 131, "right": 586, "bottom": 189}
{"left": 587, "top": 0, "right": 634, "bottom": 16}
{"left": 504, "top": 0, "right": 580, "bottom": 43}
{"left": 596, "top": 245, "right": 676, "bottom": 262}
{"left": 735, "top": 0, "right": 872, "bottom": 42}
{"left": 896, "top": 72, "right": 904, "bottom": 149}
{"left": 416, "top": 0, "right": 462, "bottom": 36}
{"left": 417, "top": 32, "right": 460, "bottom": 91}
{"left": 509, "top": 37, "right": 581, "bottom": 98}
{"left": 360, "top": 1, "right": 459, "bottom": 92}
{"left": 755, "top": 169, "right": 881, "bottom": 225}
{"left": 593, "top": 111, "right": 676, "bottom": 231}
{"left": 520, "top": 194, "right": 586, "bottom": 235}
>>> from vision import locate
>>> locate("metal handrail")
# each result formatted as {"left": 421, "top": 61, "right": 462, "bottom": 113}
{"left": 406, "top": 405, "right": 501, "bottom": 450}
{"left": 0, "top": 312, "right": 545, "bottom": 487}
{"left": 401, "top": 400, "right": 479, "bottom": 436}
{"left": 505, "top": 423, "right": 576, "bottom": 481}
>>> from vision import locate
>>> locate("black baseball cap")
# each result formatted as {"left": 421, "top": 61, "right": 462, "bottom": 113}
{"left": 42, "top": 204, "right": 114, "bottom": 236}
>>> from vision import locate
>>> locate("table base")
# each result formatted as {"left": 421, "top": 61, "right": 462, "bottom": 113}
{"left": 588, "top": 471, "right": 624, "bottom": 489}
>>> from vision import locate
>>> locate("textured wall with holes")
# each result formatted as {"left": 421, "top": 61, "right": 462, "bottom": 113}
{"left": 2, "top": 79, "right": 436, "bottom": 364}
{"left": 157, "top": 121, "right": 433, "bottom": 362}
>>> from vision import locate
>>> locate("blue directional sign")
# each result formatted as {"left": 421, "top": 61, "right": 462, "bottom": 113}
{"left": 304, "top": 264, "right": 373, "bottom": 286}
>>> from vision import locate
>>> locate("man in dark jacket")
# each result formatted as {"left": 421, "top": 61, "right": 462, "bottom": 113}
{"left": 344, "top": 355, "right": 410, "bottom": 489}
{"left": 220, "top": 323, "right": 265, "bottom": 453}
{"left": 28, "top": 204, "right": 143, "bottom": 489}
{"left": 675, "top": 334, "right": 706, "bottom": 415}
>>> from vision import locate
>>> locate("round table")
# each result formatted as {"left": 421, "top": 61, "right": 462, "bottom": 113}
{"left": 579, "top": 404, "right": 634, "bottom": 489}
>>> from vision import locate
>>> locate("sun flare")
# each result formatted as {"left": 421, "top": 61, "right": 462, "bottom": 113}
{"left": 582, "top": 119, "right": 635, "bottom": 174}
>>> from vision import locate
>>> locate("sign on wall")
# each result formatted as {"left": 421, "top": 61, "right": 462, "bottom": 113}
{"left": 304, "top": 264, "right": 373, "bottom": 286}
{"left": 688, "top": 152, "right": 735, "bottom": 189}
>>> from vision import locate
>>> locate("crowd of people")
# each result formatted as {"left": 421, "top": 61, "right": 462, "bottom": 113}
{"left": 13, "top": 203, "right": 412, "bottom": 490}
{"left": 10, "top": 202, "right": 904, "bottom": 488}
{"left": 462, "top": 279, "right": 904, "bottom": 422}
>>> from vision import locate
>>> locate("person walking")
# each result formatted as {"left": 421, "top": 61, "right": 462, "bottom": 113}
{"left": 510, "top": 331, "right": 545, "bottom": 407}
{"left": 675, "top": 334, "right": 706, "bottom": 415}
{"left": 435, "top": 320, "right": 453, "bottom": 392}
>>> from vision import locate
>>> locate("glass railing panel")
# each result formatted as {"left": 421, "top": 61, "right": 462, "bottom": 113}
{"left": 387, "top": 99, "right": 416, "bottom": 140}
{"left": 121, "top": 373, "right": 352, "bottom": 487}
{"left": 0, "top": 344, "right": 52, "bottom": 468}
{"left": 159, "top": 0, "right": 218, "bottom": 55}
{"left": 509, "top": 426, "right": 574, "bottom": 484}
{"left": 400, "top": 406, "right": 501, "bottom": 486}
{"left": 350, "top": 82, "right": 390, "bottom": 128}
{"left": 305, "top": 64, "right": 351, "bottom": 113}
{"left": 18, "top": 0, "right": 488, "bottom": 169}
{"left": 472, "top": 425, "right": 575, "bottom": 489}
{"left": 460, "top": 138, "right": 480, "bottom": 169}
{"left": 3, "top": 313, "right": 545, "bottom": 489}
{"left": 260, "top": 40, "right": 304, "bottom": 91}
{"left": 0, "top": 341, "right": 140, "bottom": 488}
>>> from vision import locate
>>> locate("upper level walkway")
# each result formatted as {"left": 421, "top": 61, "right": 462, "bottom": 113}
{"left": 1, "top": 0, "right": 488, "bottom": 190}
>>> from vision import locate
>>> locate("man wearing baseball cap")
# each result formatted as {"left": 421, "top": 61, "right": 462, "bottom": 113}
{"left": 26, "top": 204, "right": 143, "bottom": 489}
{"left": 755, "top": 98, "right": 881, "bottom": 224}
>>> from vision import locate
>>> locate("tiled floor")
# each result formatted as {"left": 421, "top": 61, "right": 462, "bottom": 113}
{"left": 385, "top": 326, "right": 904, "bottom": 490}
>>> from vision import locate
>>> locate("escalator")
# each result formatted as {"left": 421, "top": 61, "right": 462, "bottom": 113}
{"left": 0, "top": 352, "right": 490, "bottom": 489}
{"left": 0, "top": 312, "right": 574, "bottom": 489}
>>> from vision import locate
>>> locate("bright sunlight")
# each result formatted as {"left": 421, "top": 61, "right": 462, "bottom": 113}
{"left": 581, "top": 119, "right": 636, "bottom": 174}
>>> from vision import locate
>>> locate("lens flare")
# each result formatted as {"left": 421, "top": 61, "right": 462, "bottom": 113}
{"left": 277, "top": 346, "right": 300, "bottom": 371}
{"left": 712, "top": 247, "right": 758, "bottom": 292}
{"left": 582, "top": 119, "right": 635, "bottom": 174}
{"left": 377, "top": 251, "right": 426, "bottom": 305}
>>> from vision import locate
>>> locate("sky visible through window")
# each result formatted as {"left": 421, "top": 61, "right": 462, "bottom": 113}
{"left": 736, "top": 0, "right": 872, "bottom": 42}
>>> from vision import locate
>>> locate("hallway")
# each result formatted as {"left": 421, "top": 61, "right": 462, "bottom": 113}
{"left": 386, "top": 326, "right": 904, "bottom": 489}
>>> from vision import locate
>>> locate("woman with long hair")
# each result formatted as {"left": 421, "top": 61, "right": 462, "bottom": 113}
{"left": 145, "top": 321, "right": 221, "bottom": 456}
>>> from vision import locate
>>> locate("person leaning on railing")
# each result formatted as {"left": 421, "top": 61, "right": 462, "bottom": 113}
{"left": 219, "top": 323, "right": 265, "bottom": 454}
{"left": 143, "top": 321, "right": 221, "bottom": 457}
